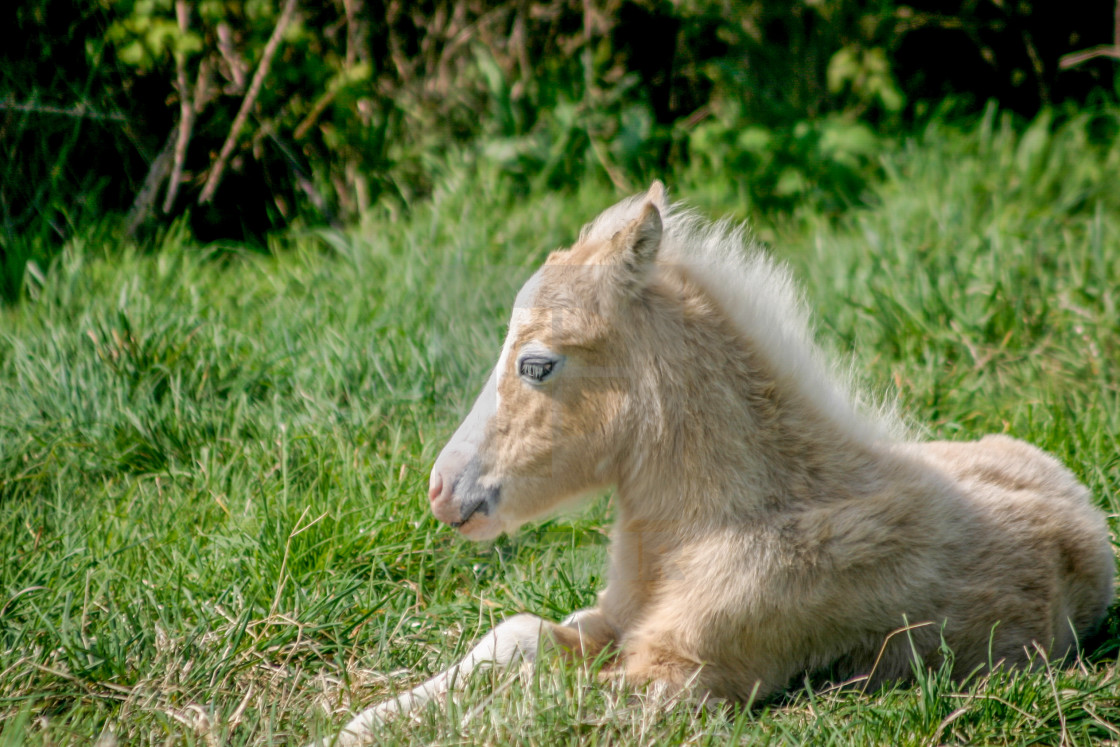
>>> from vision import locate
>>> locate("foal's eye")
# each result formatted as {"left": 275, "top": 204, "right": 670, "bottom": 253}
{"left": 518, "top": 355, "right": 559, "bottom": 384}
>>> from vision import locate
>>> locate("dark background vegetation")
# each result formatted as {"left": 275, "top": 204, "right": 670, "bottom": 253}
{"left": 2, "top": 0, "right": 1119, "bottom": 300}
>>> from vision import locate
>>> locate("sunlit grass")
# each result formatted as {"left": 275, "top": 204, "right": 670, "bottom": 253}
{"left": 1, "top": 110, "right": 1118, "bottom": 745}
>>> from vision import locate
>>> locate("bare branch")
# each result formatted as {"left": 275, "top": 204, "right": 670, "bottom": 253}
{"left": 1059, "top": 0, "right": 1120, "bottom": 69}
{"left": 1059, "top": 45, "right": 1120, "bottom": 69}
{"left": 164, "top": 0, "right": 195, "bottom": 214}
{"left": 125, "top": 131, "right": 176, "bottom": 238}
{"left": 217, "top": 22, "right": 248, "bottom": 91}
{"left": 199, "top": 0, "right": 298, "bottom": 205}
{"left": 293, "top": 88, "right": 337, "bottom": 141}
{"left": 163, "top": 57, "right": 213, "bottom": 212}
{"left": 0, "top": 100, "right": 126, "bottom": 122}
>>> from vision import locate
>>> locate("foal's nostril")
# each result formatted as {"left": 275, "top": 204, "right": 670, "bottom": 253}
{"left": 428, "top": 472, "right": 444, "bottom": 503}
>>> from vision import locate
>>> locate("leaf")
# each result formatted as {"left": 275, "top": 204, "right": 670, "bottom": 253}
{"left": 118, "top": 39, "right": 147, "bottom": 67}
{"left": 827, "top": 47, "right": 860, "bottom": 95}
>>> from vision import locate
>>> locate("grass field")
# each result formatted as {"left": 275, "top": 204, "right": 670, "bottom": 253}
{"left": 2, "top": 108, "right": 1119, "bottom": 745}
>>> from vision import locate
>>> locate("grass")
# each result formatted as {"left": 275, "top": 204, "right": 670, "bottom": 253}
{"left": 1, "top": 107, "right": 1118, "bottom": 745}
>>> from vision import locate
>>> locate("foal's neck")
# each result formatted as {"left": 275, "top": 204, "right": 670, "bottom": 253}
{"left": 615, "top": 277, "right": 882, "bottom": 525}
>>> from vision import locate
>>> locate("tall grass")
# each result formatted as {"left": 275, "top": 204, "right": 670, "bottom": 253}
{"left": 1, "top": 110, "right": 1117, "bottom": 745}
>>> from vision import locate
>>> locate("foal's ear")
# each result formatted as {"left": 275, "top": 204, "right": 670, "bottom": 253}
{"left": 611, "top": 199, "right": 662, "bottom": 296}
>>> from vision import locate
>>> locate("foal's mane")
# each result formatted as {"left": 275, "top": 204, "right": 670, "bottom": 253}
{"left": 581, "top": 191, "right": 903, "bottom": 446}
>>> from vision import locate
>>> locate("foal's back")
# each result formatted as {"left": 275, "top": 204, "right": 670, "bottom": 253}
{"left": 896, "top": 434, "right": 1113, "bottom": 667}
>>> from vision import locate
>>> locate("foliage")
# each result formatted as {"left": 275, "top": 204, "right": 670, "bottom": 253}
{"left": 0, "top": 109, "right": 1118, "bottom": 745}
{"left": 683, "top": 115, "right": 884, "bottom": 214}
{"left": 3, "top": 0, "right": 1118, "bottom": 293}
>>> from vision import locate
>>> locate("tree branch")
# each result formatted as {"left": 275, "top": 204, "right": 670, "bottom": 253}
{"left": 0, "top": 100, "right": 125, "bottom": 122}
{"left": 1059, "top": 45, "right": 1120, "bottom": 69}
{"left": 164, "top": 0, "right": 196, "bottom": 213}
{"left": 199, "top": 0, "right": 298, "bottom": 205}
{"left": 125, "top": 131, "right": 176, "bottom": 238}
{"left": 1059, "top": 0, "right": 1120, "bottom": 69}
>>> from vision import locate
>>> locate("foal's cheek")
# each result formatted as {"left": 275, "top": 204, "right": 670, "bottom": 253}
{"left": 494, "top": 410, "right": 558, "bottom": 476}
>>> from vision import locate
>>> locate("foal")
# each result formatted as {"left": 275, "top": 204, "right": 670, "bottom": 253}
{"left": 317, "top": 183, "right": 1114, "bottom": 744}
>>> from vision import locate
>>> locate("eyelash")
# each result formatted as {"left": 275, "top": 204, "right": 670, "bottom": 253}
{"left": 518, "top": 356, "right": 557, "bottom": 383}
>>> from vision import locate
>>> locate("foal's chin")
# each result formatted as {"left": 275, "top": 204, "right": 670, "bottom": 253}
{"left": 455, "top": 512, "right": 507, "bottom": 541}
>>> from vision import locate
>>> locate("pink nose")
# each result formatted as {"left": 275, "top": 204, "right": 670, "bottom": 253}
{"left": 428, "top": 471, "right": 444, "bottom": 504}
{"left": 428, "top": 448, "right": 475, "bottom": 524}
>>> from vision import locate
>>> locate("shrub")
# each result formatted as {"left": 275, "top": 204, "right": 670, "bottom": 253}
{"left": 1, "top": 0, "right": 1117, "bottom": 298}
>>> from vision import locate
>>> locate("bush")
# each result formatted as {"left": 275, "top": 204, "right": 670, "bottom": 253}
{"left": 1, "top": 0, "right": 1118, "bottom": 298}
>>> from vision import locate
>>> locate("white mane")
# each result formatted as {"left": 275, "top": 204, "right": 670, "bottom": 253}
{"left": 582, "top": 191, "right": 904, "bottom": 445}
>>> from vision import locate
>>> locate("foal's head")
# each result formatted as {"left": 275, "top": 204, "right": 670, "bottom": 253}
{"left": 428, "top": 183, "right": 669, "bottom": 539}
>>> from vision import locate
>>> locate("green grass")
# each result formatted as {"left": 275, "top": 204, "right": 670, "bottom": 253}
{"left": 2, "top": 109, "right": 1119, "bottom": 745}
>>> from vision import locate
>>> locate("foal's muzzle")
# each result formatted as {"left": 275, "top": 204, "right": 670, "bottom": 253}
{"left": 429, "top": 450, "right": 500, "bottom": 536}
{"left": 450, "top": 457, "right": 497, "bottom": 527}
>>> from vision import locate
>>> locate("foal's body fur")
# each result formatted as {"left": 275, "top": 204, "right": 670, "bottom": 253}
{"left": 316, "top": 184, "right": 1114, "bottom": 745}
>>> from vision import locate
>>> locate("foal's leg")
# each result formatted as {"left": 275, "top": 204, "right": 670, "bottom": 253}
{"left": 311, "top": 608, "right": 614, "bottom": 746}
